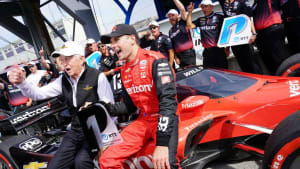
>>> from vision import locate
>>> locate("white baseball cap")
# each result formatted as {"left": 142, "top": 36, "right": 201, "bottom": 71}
{"left": 166, "top": 9, "right": 179, "bottom": 17}
{"left": 200, "top": 0, "right": 214, "bottom": 7}
{"left": 56, "top": 41, "right": 84, "bottom": 57}
{"left": 148, "top": 21, "right": 159, "bottom": 27}
{"left": 86, "top": 38, "right": 96, "bottom": 45}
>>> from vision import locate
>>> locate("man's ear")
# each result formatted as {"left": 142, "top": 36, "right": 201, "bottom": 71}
{"left": 130, "top": 34, "right": 137, "bottom": 45}
{"left": 80, "top": 55, "right": 85, "bottom": 65}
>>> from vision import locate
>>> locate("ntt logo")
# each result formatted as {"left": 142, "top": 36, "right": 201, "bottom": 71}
{"left": 102, "top": 134, "right": 109, "bottom": 141}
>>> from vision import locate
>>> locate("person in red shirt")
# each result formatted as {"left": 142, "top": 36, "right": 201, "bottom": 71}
{"left": 99, "top": 24, "right": 179, "bottom": 169}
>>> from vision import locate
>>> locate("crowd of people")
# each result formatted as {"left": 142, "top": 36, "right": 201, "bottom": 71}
{"left": 1, "top": 0, "right": 299, "bottom": 168}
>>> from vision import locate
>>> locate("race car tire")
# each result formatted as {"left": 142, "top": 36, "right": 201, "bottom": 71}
{"left": 0, "top": 151, "right": 16, "bottom": 169}
{"left": 263, "top": 111, "right": 300, "bottom": 169}
{"left": 0, "top": 134, "right": 31, "bottom": 169}
{"left": 275, "top": 53, "right": 300, "bottom": 77}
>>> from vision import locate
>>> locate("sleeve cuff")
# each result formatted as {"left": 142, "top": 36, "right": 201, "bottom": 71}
{"left": 156, "top": 134, "right": 170, "bottom": 146}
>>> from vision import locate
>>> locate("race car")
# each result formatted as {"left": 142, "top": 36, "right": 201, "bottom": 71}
{"left": 1, "top": 66, "right": 300, "bottom": 169}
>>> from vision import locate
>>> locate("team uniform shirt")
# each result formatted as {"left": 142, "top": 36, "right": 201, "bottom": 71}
{"left": 193, "top": 12, "right": 224, "bottom": 48}
{"left": 0, "top": 85, "right": 10, "bottom": 110}
{"left": 252, "top": 0, "right": 285, "bottom": 30}
{"left": 140, "top": 36, "right": 155, "bottom": 50}
{"left": 6, "top": 84, "right": 29, "bottom": 106}
{"left": 150, "top": 33, "right": 173, "bottom": 60}
{"left": 99, "top": 48, "right": 118, "bottom": 72}
{"left": 48, "top": 63, "right": 59, "bottom": 78}
{"left": 17, "top": 68, "right": 114, "bottom": 106}
{"left": 218, "top": 0, "right": 253, "bottom": 17}
{"left": 169, "top": 19, "right": 194, "bottom": 53}
{"left": 281, "top": 0, "right": 300, "bottom": 20}
{"left": 120, "top": 48, "right": 177, "bottom": 146}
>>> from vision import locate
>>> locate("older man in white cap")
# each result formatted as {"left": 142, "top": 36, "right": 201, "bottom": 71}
{"left": 8, "top": 41, "right": 114, "bottom": 169}
{"left": 148, "top": 20, "right": 175, "bottom": 67}
{"left": 167, "top": 0, "right": 196, "bottom": 68}
{"left": 186, "top": 0, "right": 228, "bottom": 69}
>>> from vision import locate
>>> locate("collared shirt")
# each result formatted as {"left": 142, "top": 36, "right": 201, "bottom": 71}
{"left": 193, "top": 12, "right": 224, "bottom": 48}
{"left": 17, "top": 69, "right": 114, "bottom": 106}
{"left": 253, "top": 0, "right": 285, "bottom": 30}
{"left": 169, "top": 19, "right": 194, "bottom": 53}
{"left": 218, "top": 0, "right": 253, "bottom": 17}
{"left": 150, "top": 32, "right": 173, "bottom": 60}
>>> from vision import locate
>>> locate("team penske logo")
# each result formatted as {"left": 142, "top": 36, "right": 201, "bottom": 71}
{"left": 126, "top": 82, "right": 153, "bottom": 94}
{"left": 19, "top": 137, "right": 43, "bottom": 151}
{"left": 10, "top": 105, "right": 50, "bottom": 124}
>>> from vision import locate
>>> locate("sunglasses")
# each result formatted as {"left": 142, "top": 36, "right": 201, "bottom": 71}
{"left": 149, "top": 26, "right": 158, "bottom": 30}
{"left": 28, "top": 65, "right": 35, "bottom": 68}
{"left": 98, "top": 45, "right": 105, "bottom": 48}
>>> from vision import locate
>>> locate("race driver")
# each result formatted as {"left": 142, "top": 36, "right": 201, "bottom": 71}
{"left": 99, "top": 24, "right": 179, "bottom": 169}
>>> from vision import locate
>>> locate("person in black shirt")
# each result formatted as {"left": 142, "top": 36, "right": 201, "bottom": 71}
{"left": 97, "top": 42, "right": 118, "bottom": 78}
{"left": 187, "top": 0, "right": 228, "bottom": 69}
{"left": 139, "top": 31, "right": 155, "bottom": 50}
{"left": 168, "top": 0, "right": 196, "bottom": 68}
{"left": 281, "top": 0, "right": 300, "bottom": 55}
{"left": 253, "top": 0, "right": 289, "bottom": 75}
{"left": 149, "top": 21, "right": 175, "bottom": 66}
{"left": 39, "top": 48, "right": 60, "bottom": 78}
{"left": 218, "top": 0, "right": 263, "bottom": 74}
{"left": 0, "top": 82, "right": 10, "bottom": 111}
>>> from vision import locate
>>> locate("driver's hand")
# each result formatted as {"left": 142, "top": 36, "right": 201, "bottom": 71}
{"left": 153, "top": 146, "right": 170, "bottom": 169}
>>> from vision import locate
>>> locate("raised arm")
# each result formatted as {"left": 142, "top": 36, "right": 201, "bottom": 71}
{"left": 173, "top": 0, "right": 187, "bottom": 20}
{"left": 186, "top": 2, "right": 196, "bottom": 29}
{"left": 39, "top": 48, "right": 50, "bottom": 70}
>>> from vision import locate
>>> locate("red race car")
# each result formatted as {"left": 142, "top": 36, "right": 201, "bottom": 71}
{"left": 78, "top": 66, "right": 300, "bottom": 169}
{"left": 1, "top": 66, "right": 299, "bottom": 169}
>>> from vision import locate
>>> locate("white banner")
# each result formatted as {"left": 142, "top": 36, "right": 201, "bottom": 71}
{"left": 190, "top": 27, "right": 204, "bottom": 65}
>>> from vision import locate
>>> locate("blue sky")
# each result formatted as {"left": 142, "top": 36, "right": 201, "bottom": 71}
{"left": 0, "top": 0, "right": 157, "bottom": 47}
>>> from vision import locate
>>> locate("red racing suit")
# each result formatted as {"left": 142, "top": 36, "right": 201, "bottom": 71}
{"left": 100, "top": 48, "right": 179, "bottom": 168}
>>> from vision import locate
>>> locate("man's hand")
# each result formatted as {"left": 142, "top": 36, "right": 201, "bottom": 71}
{"left": 175, "top": 57, "right": 180, "bottom": 65}
{"left": 8, "top": 67, "right": 26, "bottom": 85}
{"left": 39, "top": 48, "right": 45, "bottom": 57}
{"left": 248, "top": 34, "right": 256, "bottom": 44}
{"left": 187, "top": 2, "right": 194, "bottom": 13}
{"left": 153, "top": 146, "right": 170, "bottom": 169}
{"left": 79, "top": 101, "right": 93, "bottom": 111}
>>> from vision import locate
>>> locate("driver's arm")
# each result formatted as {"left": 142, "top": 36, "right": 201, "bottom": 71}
{"left": 105, "top": 82, "right": 137, "bottom": 116}
{"left": 152, "top": 58, "right": 178, "bottom": 146}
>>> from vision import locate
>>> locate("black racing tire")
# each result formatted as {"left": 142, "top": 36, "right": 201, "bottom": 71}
{"left": 276, "top": 53, "right": 300, "bottom": 77}
{"left": 0, "top": 151, "right": 17, "bottom": 169}
{"left": 263, "top": 111, "right": 300, "bottom": 169}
